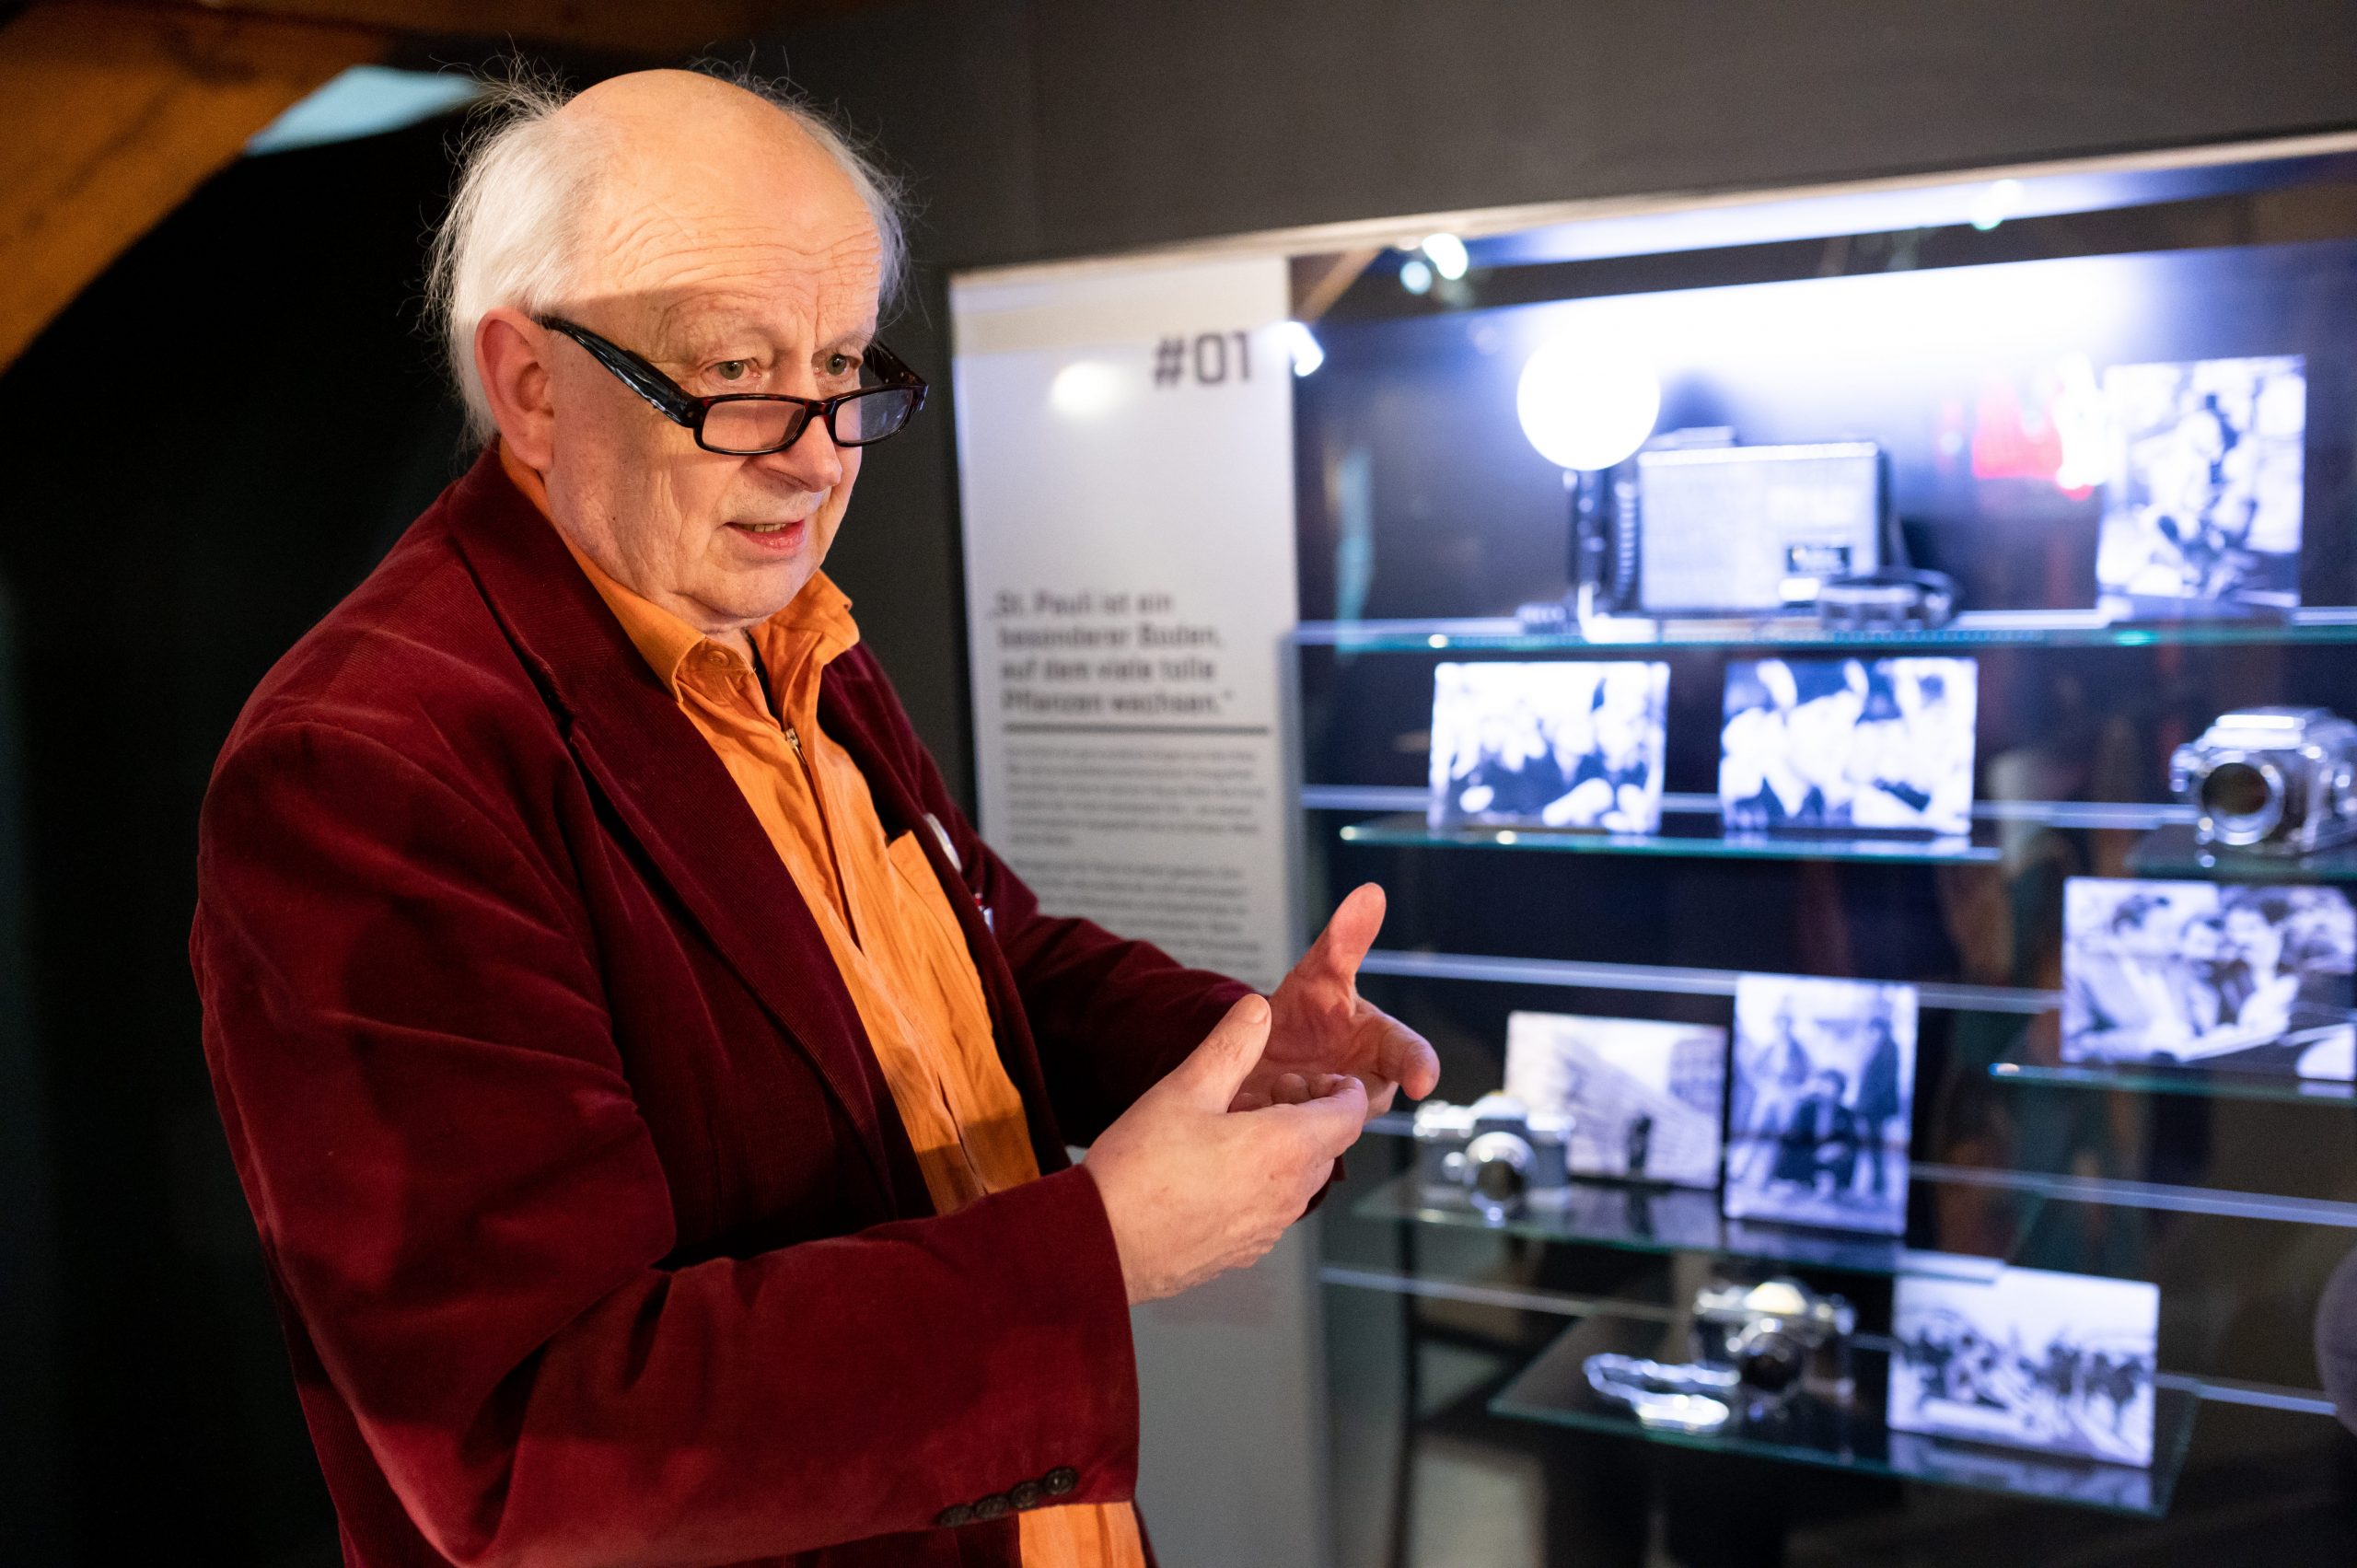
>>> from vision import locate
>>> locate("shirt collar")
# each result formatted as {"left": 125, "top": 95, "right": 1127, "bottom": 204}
{"left": 497, "top": 439, "right": 860, "bottom": 698}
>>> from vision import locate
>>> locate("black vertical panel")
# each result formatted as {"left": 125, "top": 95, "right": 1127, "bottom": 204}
{"left": 0, "top": 119, "right": 472, "bottom": 1566}
{"left": 0, "top": 580, "right": 64, "bottom": 1564}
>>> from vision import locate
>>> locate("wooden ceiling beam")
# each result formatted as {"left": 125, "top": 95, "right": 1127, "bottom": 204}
{"left": 0, "top": 3, "right": 383, "bottom": 370}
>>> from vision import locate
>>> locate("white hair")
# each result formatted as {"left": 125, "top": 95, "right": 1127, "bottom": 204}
{"left": 424, "top": 63, "right": 909, "bottom": 441}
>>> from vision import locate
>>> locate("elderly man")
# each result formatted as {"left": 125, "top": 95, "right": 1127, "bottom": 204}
{"left": 192, "top": 67, "right": 1435, "bottom": 1568}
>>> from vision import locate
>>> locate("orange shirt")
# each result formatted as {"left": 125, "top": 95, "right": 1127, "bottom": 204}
{"left": 502, "top": 447, "right": 1142, "bottom": 1568}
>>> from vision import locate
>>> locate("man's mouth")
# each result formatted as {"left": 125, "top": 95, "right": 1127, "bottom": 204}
{"left": 728, "top": 517, "right": 810, "bottom": 551}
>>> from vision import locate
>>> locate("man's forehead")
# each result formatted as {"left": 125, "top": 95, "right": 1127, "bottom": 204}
{"left": 561, "top": 75, "right": 880, "bottom": 340}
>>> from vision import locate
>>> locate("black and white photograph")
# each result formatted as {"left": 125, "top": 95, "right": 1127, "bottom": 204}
{"left": 1718, "top": 657, "right": 1978, "bottom": 836}
{"left": 1503, "top": 1011, "right": 1728, "bottom": 1188}
{"left": 2061, "top": 877, "right": 2356, "bottom": 1081}
{"left": 2096, "top": 354, "right": 2305, "bottom": 615}
{"left": 1890, "top": 1264, "right": 2161, "bottom": 1468}
{"left": 1428, "top": 660, "right": 1670, "bottom": 832}
{"left": 1724, "top": 975, "right": 1917, "bottom": 1236}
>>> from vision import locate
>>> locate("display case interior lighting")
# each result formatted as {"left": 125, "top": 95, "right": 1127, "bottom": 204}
{"left": 1399, "top": 256, "right": 1436, "bottom": 295}
{"left": 1515, "top": 334, "right": 1661, "bottom": 472}
{"left": 1969, "top": 178, "right": 2027, "bottom": 232}
{"left": 1277, "top": 320, "right": 1325, "bottom": 377}
{"left": 1422, "top": 232, "right": 1471, "bottom": 281}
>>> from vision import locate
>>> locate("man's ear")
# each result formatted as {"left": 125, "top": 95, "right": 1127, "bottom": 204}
{"left": 476, "top": 308, "right": 555, "bottom": 468}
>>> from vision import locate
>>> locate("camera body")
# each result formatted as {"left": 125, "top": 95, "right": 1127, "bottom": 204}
{"left": 1412, "top": 1093, "right": 1573, "bottom": 1221}
{"left": 2170, "top": 706, "right": 2357, "bottom": 855}
{"left": 1816, "top": 568, "right": 1959, "bottom": 632}
{"left": 1692, "top": 1277, "right": 1857, "bottom": 1402}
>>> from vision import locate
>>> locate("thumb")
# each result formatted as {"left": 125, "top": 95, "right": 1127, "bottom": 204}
{"left": 1167, "top": 993, "right": 1272, "bottom": 1108}
{"left": 1274, "top": 1074, "right": 1370, "bottom": 1156}
{"left": 1300, "top": 883, "right": 1386, "bottom": 986}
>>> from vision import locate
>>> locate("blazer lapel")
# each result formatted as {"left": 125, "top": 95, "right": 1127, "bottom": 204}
{"left": 435, "top": 449, "right": 904, "bottom": 1204}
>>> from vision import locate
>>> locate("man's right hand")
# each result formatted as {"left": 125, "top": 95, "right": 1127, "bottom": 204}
{"left": 1086, "top": 994, "right": 1365, "bottom": 1306}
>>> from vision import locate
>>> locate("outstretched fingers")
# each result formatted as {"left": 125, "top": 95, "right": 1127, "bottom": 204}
{"left": 1367, "top": 1006, "right": 1442, "bottom": 1100}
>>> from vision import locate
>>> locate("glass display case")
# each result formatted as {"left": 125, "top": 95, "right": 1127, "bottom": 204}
{"left": 1293, "top": 143, "right": 2357, "bottom": 1564}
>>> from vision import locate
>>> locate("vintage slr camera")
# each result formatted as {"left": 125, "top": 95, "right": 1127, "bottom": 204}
{"left": 2170, "top": 706, "right": 2357, "bottom": 855}
{"left": 1692, "top": 1277, "right": 1857, "bottom": 1403}
{"left": 1412, "top": 1093, "right": 1573, "bottom": 1222}
{"left": 1583, "top": 1276, "right": 1857, "bottom": 1434}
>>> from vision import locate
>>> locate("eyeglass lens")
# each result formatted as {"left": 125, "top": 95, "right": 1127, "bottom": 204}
{"left": 700, "top": 389, "right": 921, "bottom": 455}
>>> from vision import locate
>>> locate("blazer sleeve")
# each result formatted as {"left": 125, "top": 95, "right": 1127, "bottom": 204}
{"left": 192, "top": 719, "right": 1139, "bottom": 1568}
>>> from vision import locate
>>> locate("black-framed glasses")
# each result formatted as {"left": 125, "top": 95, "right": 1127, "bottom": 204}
{"left": 536, "top": 315, "right": 928, "bottom": 456}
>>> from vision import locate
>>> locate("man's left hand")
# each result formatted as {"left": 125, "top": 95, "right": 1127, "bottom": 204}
{"left": 1237, "top": 884, "right": 1440, "bottom": 1123}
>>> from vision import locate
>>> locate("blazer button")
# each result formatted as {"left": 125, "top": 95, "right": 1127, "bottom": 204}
{"left": 934, "top": 1504, "right": 975, "bottom": 1527}
{"left": 1042, "top": 1467, "right": 1079, "bottom": 1496}
{"left": 1008, "top": 1481, "right": 1045, "bottom": 1511}
{"left": 973, "top": 1493, "right": 1011, "bottom": 1520}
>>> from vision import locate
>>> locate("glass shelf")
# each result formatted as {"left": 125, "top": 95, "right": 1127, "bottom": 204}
{"left": 1339, "top": 811, "right": 2001, "bottom": 865}
{"left": 1991, "top": 1052, "right": 2357, "bottom": 1105}
{"left": 1306, "top": 785, "right": 2196, "bottom": 832}
{"left": 1354, "top": 947, "right": 2059, "bottom": 1016}
{"left": 1491, "top": 1315, "right": 2198, "bottom": 1517}
{"left": 1364, "top": 1121, "right": 2357, "bottom": 1226}
{"left": 1355, "top": 1171, "right": 2036, "bottom": 1279}
{"left": 2127, "top": 823, "right": 2357, "bottom": 882}
{"left": 1293, "top": 607, "right": 2357, "bottom": 655}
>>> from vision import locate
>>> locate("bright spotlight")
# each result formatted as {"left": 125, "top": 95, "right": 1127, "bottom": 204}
{"left": 1969, "top": 178, "right": 2025, "bottom": 232}
{"left": 1277, "top": 320, "right": 1325, "bottom": 377}
{"left": 1399, "top": 256, "right": 1434, "bottom": 296}
{"left": 1049, "top": 359, "right": 1126, "bottom": 420}
{"left": 1515, "top": 334, "right": 1661, "bottom": 472}
{"left": 1422, "top": 232, "right": 1469, "bottom": 281}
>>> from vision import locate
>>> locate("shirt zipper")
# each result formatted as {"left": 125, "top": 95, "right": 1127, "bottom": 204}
{"left": 784, "top": 723, "right": 860, "bottom": 944}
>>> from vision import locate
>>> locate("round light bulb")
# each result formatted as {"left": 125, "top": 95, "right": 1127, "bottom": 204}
{"left": 1515, "top": 334, "right": 1662, "bottom": 472}
{"left": 1422, "top": 232, "right": 1469, "bottom": 281}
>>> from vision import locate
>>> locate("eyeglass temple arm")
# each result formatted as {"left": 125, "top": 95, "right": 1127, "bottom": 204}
{"left": 864, "top": 339, "right": 927, "bottom": 402}
{"left": 537, "top": 318, "right": 702, "bottom": 426}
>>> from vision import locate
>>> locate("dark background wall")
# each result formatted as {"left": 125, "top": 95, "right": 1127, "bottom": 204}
{"left": 5, "top": 3, "right": 2356, "bottom": 1562}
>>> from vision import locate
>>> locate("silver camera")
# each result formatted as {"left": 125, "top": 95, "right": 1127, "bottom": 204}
{"left": 1585, "top": 1276, "right": 1856, "bottom": 1434}
{"left": 1412, "top": 1093, "right": 1573, "bottom": 1222}
{"left": 1692, "top": 1277, "right": 1857, "bottom": 1403}
{"left": 2170, "top": 706, "right": 2357, "bottom": 855}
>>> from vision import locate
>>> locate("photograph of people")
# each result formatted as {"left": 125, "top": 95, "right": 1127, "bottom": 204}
{"left": 2062, "top": 878, "right": 2356, "bottom": 1080}
{"left": 1724, "top": 975, "right": 1917, "bottom": 1236}
{"left": 1891, "top": 1266, "right": 2161, "bottom": 1468}
{"left": 1429, "top": 660, "right": 1670, "bottom": 832}
{"left": 2096, "top": 355, "right": 2305, "bottom": 613}
{"left": 1719, "top": 656, "right": 1978, "bottom": 835}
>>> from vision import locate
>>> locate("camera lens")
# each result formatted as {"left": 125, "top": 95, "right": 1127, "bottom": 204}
{"left": 1461, "top": 1131, "right": 1535, "bottom": 1220}
{"left": 1738, "top": 1332, "right": 1806, "bottom": 1395}
{"left": 1472, "top": 1156, "right": 1527, "bottom": 1208}
{"left": 2204, "top": 761, "right": 2274, "bottom": 823}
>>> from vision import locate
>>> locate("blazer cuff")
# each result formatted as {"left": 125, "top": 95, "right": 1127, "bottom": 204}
{"left": 912, "top": 1163, "right": 1142, "bottom": 1528}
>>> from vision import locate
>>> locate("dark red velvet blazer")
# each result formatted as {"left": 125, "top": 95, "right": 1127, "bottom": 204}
{"left": 191, "top": 449, "right": 1249, "bottom": 1568}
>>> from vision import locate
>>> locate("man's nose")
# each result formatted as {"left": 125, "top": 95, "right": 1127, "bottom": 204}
{"left": 760, "top": 415, "right": 846, "bottom": 491}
